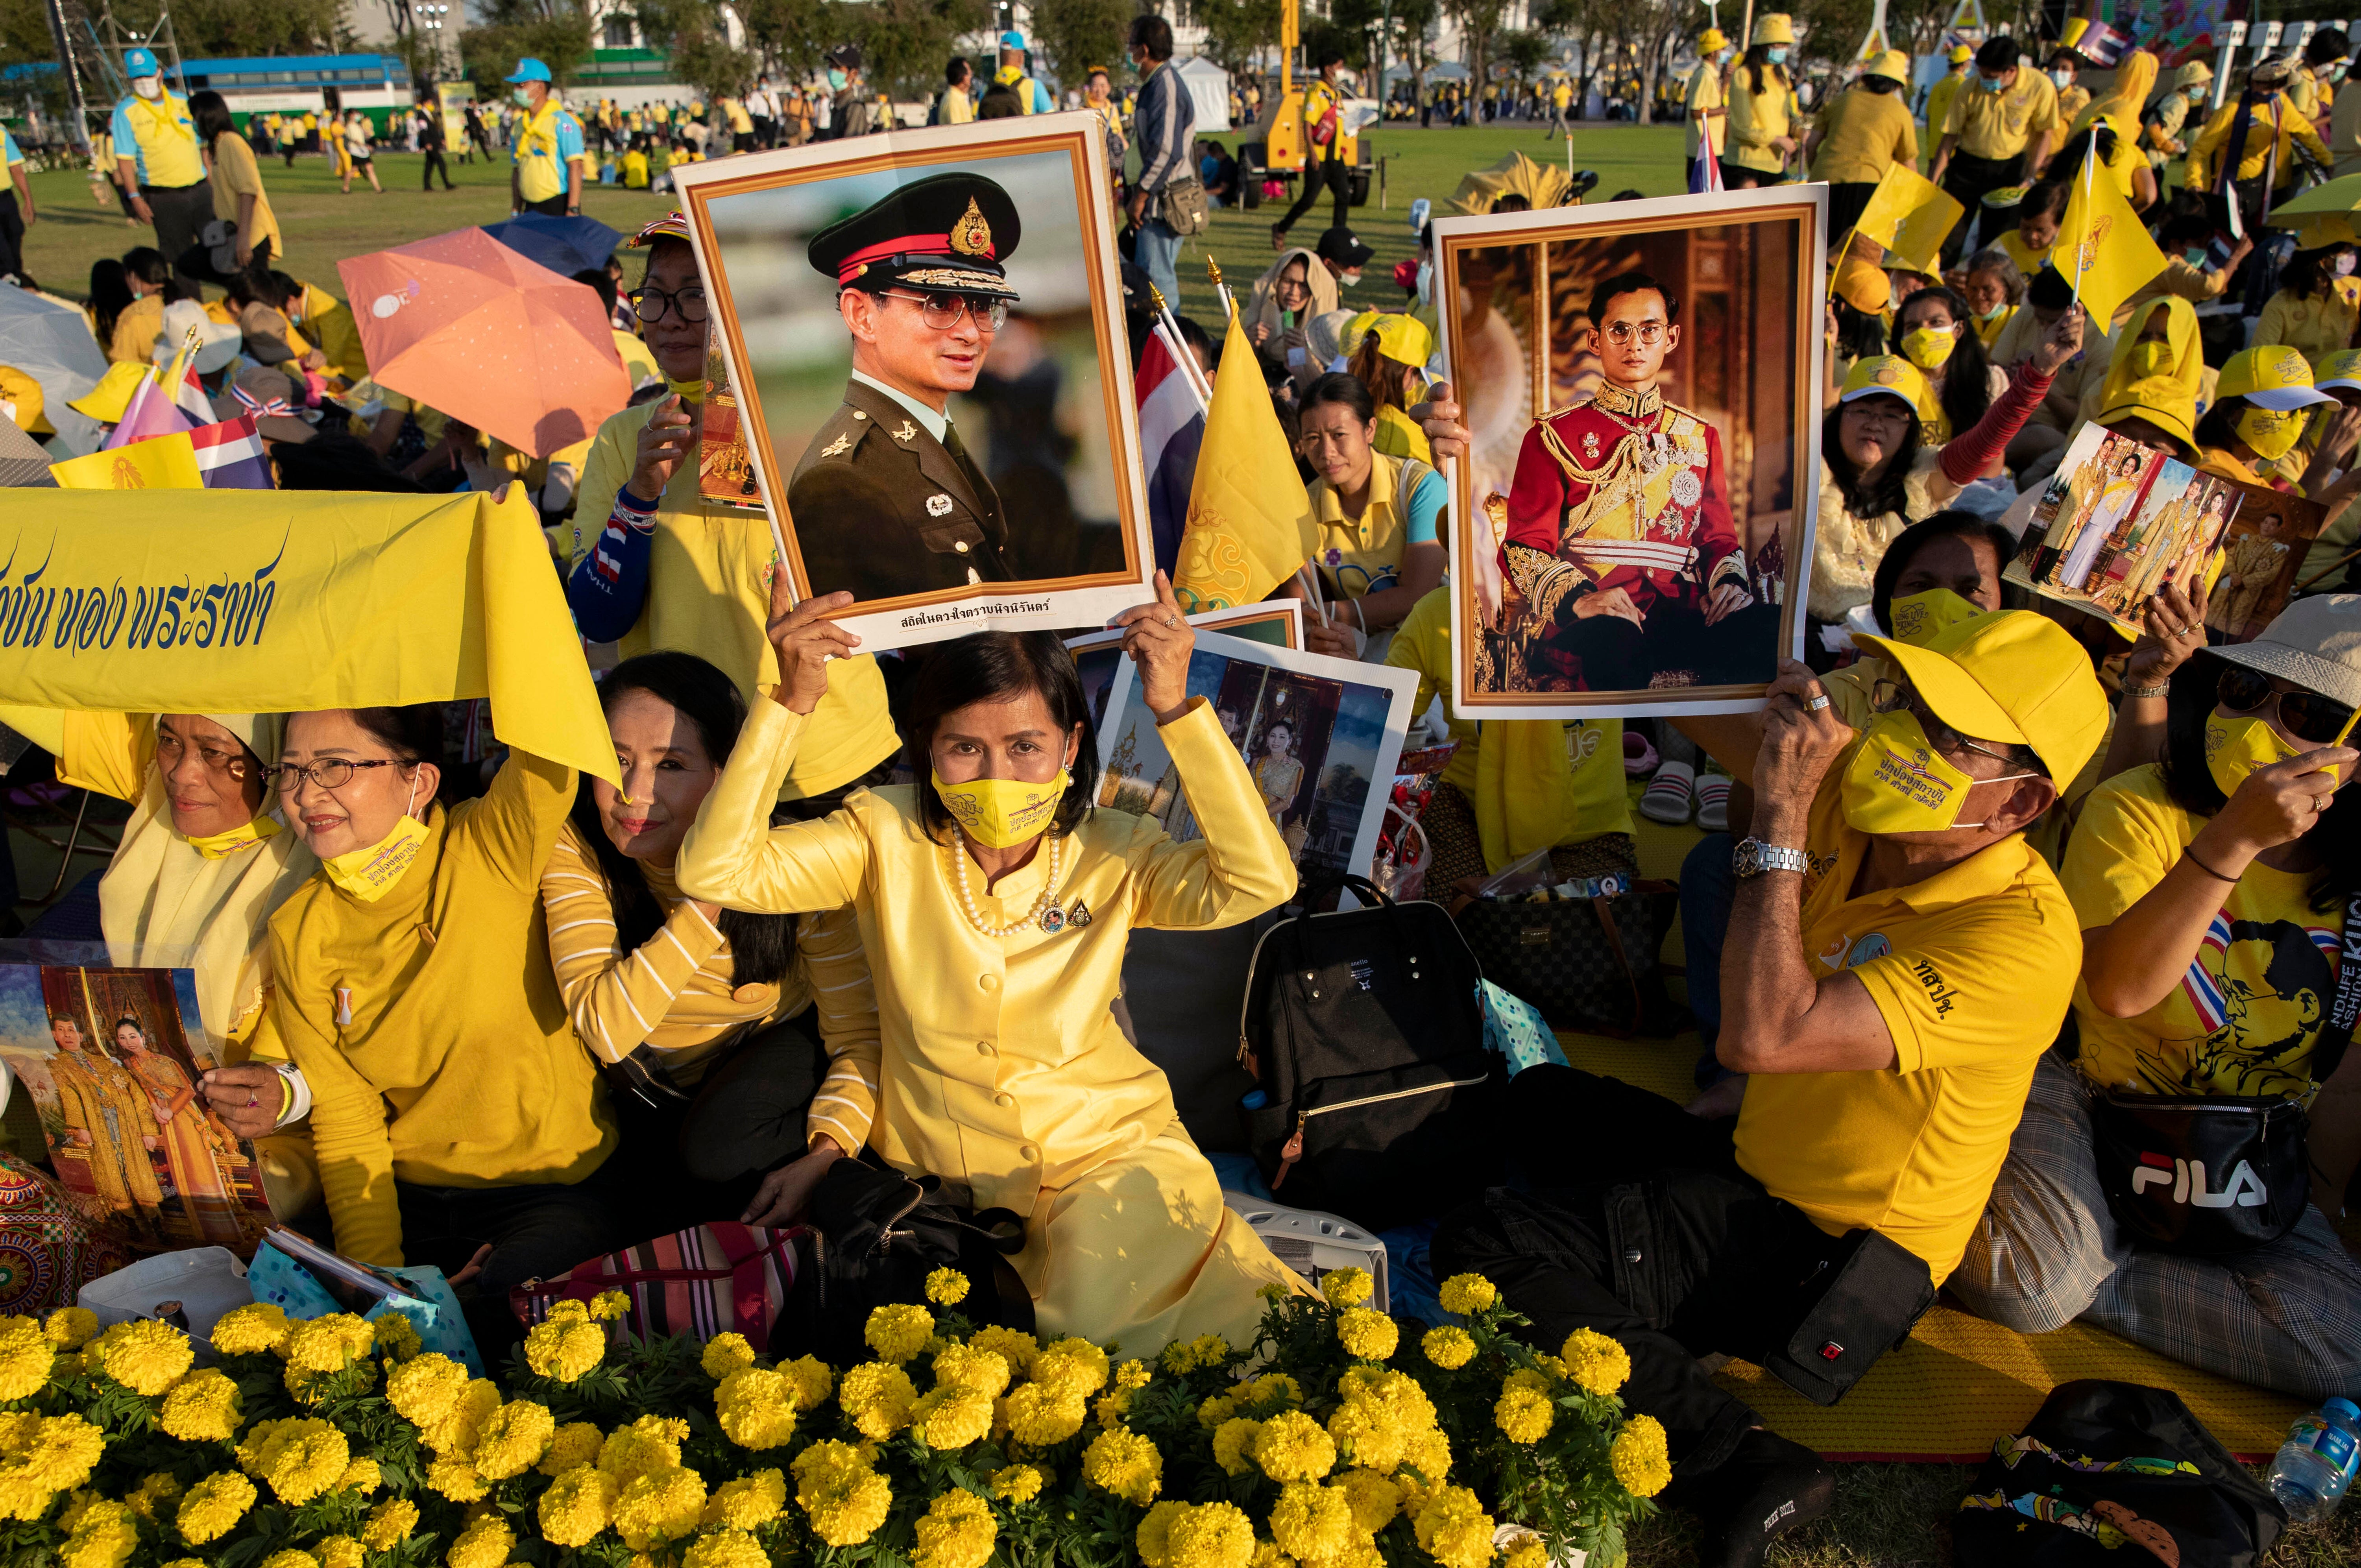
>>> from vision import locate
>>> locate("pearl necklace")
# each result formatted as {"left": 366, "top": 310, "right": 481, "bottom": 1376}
{"left": 950, "top": 833, "right": 1064, "bottom": 937}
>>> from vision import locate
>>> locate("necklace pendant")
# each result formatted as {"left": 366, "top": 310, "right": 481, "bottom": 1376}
{"left": 1038, "top": 905, "right": 1066, "bottom": 933}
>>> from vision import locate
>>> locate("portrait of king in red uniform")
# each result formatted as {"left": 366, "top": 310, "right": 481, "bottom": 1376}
{"left": 1498, "top": 270, "right": 1780, "bottom": 691}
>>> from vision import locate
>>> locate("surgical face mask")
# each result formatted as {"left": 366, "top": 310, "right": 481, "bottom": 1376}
{"left": 828, "top": 68, "right": 848, "bottom": 90}
{"left": 1886, "top": 588, "right": 1984, "bottom": 646}
{"left": 511, "top": 88, "right": 532, "bottom": 107}
{"left": 1415, "top": 260, "right": 1433, "bottom": 306}
{"left": 2184, "top": 247, "right": 2208, "bottom": 267}
{"left": 2204, "top": 711, "right": 2302, "bottom": 798}
{"left": 933, "top": 768, "right": 1070, "bottom": 849}
{"left": 1338, "top": 270, "right": 1363, "bottom": 288}
{"left": 1901, "top": 325, "right": 1959, "bottom": 370}
{"left": 1766, "top": 47, "right": 1790, "bottom": 65}
{"left": 1979, "top": 74, "right": 2008, "bottom": 94}
{"left": 2124, "top": 340, "right": 2173, "bottom": 379}
{"left": 318, "top": 774, "right": 431, "bottom": 902}
{"left": 184, "top": 813, "right": 282, "bottom": 860}
{"left": 1976, "top": 299, "right": 2009, "bottom": 322}
{"left": 2235, "top": 405, "right": 2304, "bottom": 461}
{"left": 132, "top": 75, "right": 162, "bottom": 100}
{"left": 2049, "top": 69, "right": 2073, "bottom": 88}
{"left": 1839, "top": 710, "right": 2038, "bottom": 835}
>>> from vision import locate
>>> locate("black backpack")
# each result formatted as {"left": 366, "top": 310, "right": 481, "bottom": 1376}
{"left": 1238, "top": 876, "right": 1503, "bottom": 1231}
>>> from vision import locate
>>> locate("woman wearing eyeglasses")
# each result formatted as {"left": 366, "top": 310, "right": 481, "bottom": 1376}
{"left": 1954, "top": 596, "right": 2361, "bottom": 1400}
{"left": 260, "top": 707, "right": 627, "bottom": 1328}
{"left": 568, "top": 211, "right": 903, "bottom": 823}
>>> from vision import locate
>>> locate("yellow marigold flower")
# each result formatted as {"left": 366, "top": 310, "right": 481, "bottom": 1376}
{"left": 700, "top": 1333, "right": 756, "bottom": 1381}
{"left": 238, "top": 1415, "right": 350, "bottom": 1505}
{"left": 361, "top": 1497, "right": 419, "bottom": 1551}
{"left": 779, "top": 1353, "right": 834, "bottom": 1411}
{"left": 1001, "top": 1382, "right": 1087, "bottom": 1447}
{"left": 1212, "top": 1417, "right": 1263, "bottom": 1476}
{"left": 159, "top": 1561, "right": 207, "bottom": 1568}
{"left": 702, "top": 1467, "right": 785, "bottom": 1530}
{"left": 1325, "top": 1398, "right": 1405, "bottom": 1474}
{"left": 425, "top": 1455, "right": 487, "bottom": 1502}
{"left": 684, "top": 1527, "right": 768, "bottom": 1568}
{"left": 444, "top": 1511, "right": 512, "bottom": 1568}
{"left": 1337, "top": 1468, "right": 1400, "bottom": 1535}
{"left": 371, "top": 1313, "right": 422, "bottom": 1362}
{"left": 128, "top": 1471, "right": 183, "bottom": 1521}
{"left": 283, "top": 1313, "right": 369, "bottom": 1372}
{"left": 1436, "top": 1274, "right": 1498, "bottom": 1317}
{"left": 1398, "top": 1428, "right": 1452, "bottom": 1494}
{"left": 590, "top": 1289, "right": 632, "bottom": 1322}
{"left": 838, "top": 1361, "right": 918, "bottom": 1442}
{"left": 1195, "top": 1393, "right": 1235, "bottom": 1429}
{"left": 715, "top": 1367, "right": 798, "bottom": 1450}
{"left": 598, "top": 1415, "right": 689, "bottom": 1483}
{"left": 159, "top": 1366, "right": 242, "bottom": 1443}
{"left": 1321, "top": 1267, "right": 1374, "bottom": 1309}
{"left": 338, "top": 1457, "right": 382, "bottom": 1494}
{"left": 912, "top": 1486, "right": 998, "bottom": 1568}
{"left": 931, "top": 1341, "right": 1012, "bottom": 1398}
{"left": 523, "top": 1316, "right": 606, "bottom": 1383}
{"left": 926, "top": 1267, "right": 971, "bottom": 1306}
{"left": 1251, "top": 1409, "right": 1336, "bottom": 1483}
{"left": 85, "top": 1317, "right": 192, "bottom": 1395}
{"left": 1494, "top": 1385, "right": 1553, "bottom": 1445}
{"left": 541, "top": 1421, "right": 605, "bottom": 1477}
{"left": 612, "top": 1465, "right": 708, "bottom": 1551}
{"left": 990, "top": 1463, "right": 1044, "bottom": 1503}
{"left": 0, "top": 1318, "right": 54, "bottom": 1400}
{"left": 1411, "top": 1485, "right": 1495, "bottom": 1568}
{"left": 1097, "top": 1389, "right": 1135, "bottom": 1428}
{"left": 792, "top": 1440, "right": 892, "bottom": 1547}
{"left": 1081, "top": 1426, "right": 1162, "bottom": 1506}
{"left": 538, "top": 1463, "right": 619, "bottom": 1548}
{"left": 419, "top": 1378, "right": 501, "bottom": 1458}
{"left": 1138, "top": 1499, "right": 1186, "bottom": 1568}
{"left": 1268, "top": 1481, "right": 1354, "bottom": 1564}
{"left": 912, "top": 1385, "right": 994, "bottom": 1450}
{"left": 1560, "top": 1328, "right": 1633, "bottom": 1398}
{"left": 1249, "top": 1542, "right": 1296, "bottom": 1568}
{"left": 208, "top": 1303, "right": 290, "bottom": 1357}
{"left": 314, "top": 1538, "right": 364, "bottom": 1568}
{"left": 1239, "top": 1373, "right": 1302, "bottom": 1412}
{"left": 863, "top": 1302, "right": 934, "bottom": 1363}
{"left": 548, "top": 1298, "right": 591, "bottom": 1322}
{"left": 1158, "top": 1333, "right": 1229, "bottom": 1375}
{"left": 1116, "top": 1357, "right": 1151, "bottom": 1390}
{"left": 42, "top": 1308, "right": 98, "bottom": 1350}
{"left": 473, "top": 1398, "right": 556, "bottom": 1479}
{"left": 1335, "top": 1309, "right": 1397, "bottom": 1363}
{"left": 1169, "top": 1500, "right": 1256, "bottom": 1568}
{"left": 968, "top": 1324, "right": 1039, "bottom": 1376}
{"left": 1421, "top": 1326, "right": 1475, "bottom": 1370}
{"left": 0, "top": 1413, "right": 99, "bottom": 1519}
{"left": 1501, "top": 1538, "right": 1548, "bottom": 1568}
{"left": 257, "top": 1553, "right": 319, "bottom": 1568}
{"left": 176, "top": 1471, "right": 257, "bottom": 1544}
{"left": 384, "top": 1352, "right": 470, "bottom": 1428}
{"left": 1033, "top": 1337, "right": 1111, "bottom": 1400}
{"left": 1610, "top": 1414, "right": 1672, "bottom": 1498}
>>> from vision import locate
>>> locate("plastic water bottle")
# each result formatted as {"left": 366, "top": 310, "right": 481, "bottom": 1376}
{"left": 2268, "top": 1397, "right": 2361, "bottom": 1522}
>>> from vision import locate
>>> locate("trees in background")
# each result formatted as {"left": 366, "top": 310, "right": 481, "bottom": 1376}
{"left": 460, "top": 0, "right": 593, "bottom": 88}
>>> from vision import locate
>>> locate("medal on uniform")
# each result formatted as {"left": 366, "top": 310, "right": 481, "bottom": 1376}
{"left": 927, "top": 493, "right": 954, "bottom": 516}
{"left": 1581, "top": 431, "right": 1601, "bottom": 462}
{"left": 1671, "top": 469, "right": 1702, "bottom": 508}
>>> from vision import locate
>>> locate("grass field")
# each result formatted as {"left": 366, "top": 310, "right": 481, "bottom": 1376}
{"left": 16, "top": 120, "right": 2361, "bottom": 1567}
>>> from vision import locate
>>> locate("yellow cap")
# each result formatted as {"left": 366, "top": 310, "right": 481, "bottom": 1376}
{"left": 1700, "top": 27, "right": 1728, "bottom": 52}
{"left": 1948, "top": 44, "right": 1973, "bottom": 64}
{"left": 1866, "top": 49, "right": 1911, "bottom": 82}
{"left": 0, "top": 366, "right": 47, "bottom": 436}
{"left": 1754, "top": 12, "right": 1795, "bottom": 45}
{"left": 67, "top": 360, "right": 153, "bottom": 424}
{"left": 2219, "top": 344, "right": 2338, "bottom": 410}
{"left": 1361, "top": 310, "right": 1433, "bottom": 368}
{"left": 1833, "top": 247, "right": 1895, "bottom": 314}
{"left": 1855, "top": 609, "right": 2111, "bottom": 786}
{"left": 2316, "top": 349, "right": 2361, "bottom": 392}
{"left": 1840, "top": 354, "right": 1929, "bottom": 408}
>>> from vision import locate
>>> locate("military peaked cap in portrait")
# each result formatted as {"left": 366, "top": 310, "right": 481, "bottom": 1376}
{"left": 806, "top": 172, "right": 1024, "bottom": 300}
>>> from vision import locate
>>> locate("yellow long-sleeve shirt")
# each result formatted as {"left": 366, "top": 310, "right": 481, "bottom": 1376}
{"left": 2253, "top": 277, "right": 2361, "bottom": 363}
{"left": 539, "top": 820, "right": 880, "bottom": 1114}
{"left": 267, "top": 749, "right": 614, "bottom": 1267}
{"left": 1810, "top": 85, "right": 1917, "bottom": 185}
{"left": 1724, "top": 64, "right": 1795, "bottom": 175}
{"left": 2186, "top": 94, "right": 2331, "bottom": 190}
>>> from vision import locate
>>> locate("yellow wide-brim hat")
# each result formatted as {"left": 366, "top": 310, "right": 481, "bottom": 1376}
{"left": 1856, "top": 609, "right": 2112, "bottom": 786}
{"left": 1866, "top": 49, "right": 1912, "bottom": 83}
{"left": 1700, "top": 28, "right": 1728, "bottom": 53}
{"left": 1754, "top": 13, "right": 1796, "bottom": 45}
{"left": 67, "top": 360, "right": 153, "bottom": 424}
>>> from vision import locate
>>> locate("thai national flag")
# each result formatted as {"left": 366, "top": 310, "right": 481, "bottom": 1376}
{"left": 1688, "top": 140, "right": 1725, "bottom": 196}
{"left": 1138, "top": 325, "right": 1206, "bottom": 578}
{"left": 188, "top": 414, "right": 277, "bottom": 489}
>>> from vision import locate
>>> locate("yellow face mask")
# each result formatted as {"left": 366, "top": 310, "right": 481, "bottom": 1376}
{"left": 319, "top": 775, "right": 431, "bottom": 901}
{"left": 2122, "top": 341, "right": 2173, "bottom": 380}
{"left": 2204, "top": 711, "right": 2304, "bottom": 797}
{"left": 1839, "top": 710, "right": 2038, "bottom": 835}
{"left": 665, "top": 377, "right": 704, "bottom": 402}
{"left": 2235, "top": 406, "right": 2304, "bottom": 462}
{"left": 1901, "top": 326, "right": 1958, "bottom": 371}
{"left": 1886, "top": 588, "right": 1985, "bottom": 647}
{"left": 933, "top": 769, "right": 1070, "bottom": 849}
{"left": 184, "top": 813, "right": 283, "bottom": 861}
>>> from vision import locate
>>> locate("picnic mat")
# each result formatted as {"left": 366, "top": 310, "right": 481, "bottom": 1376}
{"left": 1554, "top": 1031, "right": 2311, "bottom": 1462}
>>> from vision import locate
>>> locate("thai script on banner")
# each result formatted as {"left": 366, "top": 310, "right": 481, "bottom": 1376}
{"left": 0, "top": 533, "right": 285, "bottom": 656}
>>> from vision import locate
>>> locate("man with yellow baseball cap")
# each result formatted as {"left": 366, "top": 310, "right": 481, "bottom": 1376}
{"left": 1435, "top": 609, "right": 2104, "bottom": 1567}
{"left": 1807, "top": 49, "right": 1918, "bottom": 233}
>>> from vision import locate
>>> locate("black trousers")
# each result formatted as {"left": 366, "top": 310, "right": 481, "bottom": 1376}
{"left": 1278, "top": 156, "right": 1352, "bottom": 238}
{"left": 1432, "top": 1066, "right": 1851, "bottom": 1476}
{"left": 1940, "top": 151, "right": 2022, "bottom": 267}
{"left": 1827, "top": 181, "right": 1877, "bottom": 238}
{"left": 0, "top": 192, "right": 23, "bottom": 283}
{"left": 143, "top": 180, "right": 216, "bottom": 284}
{"left": 422, "top": 148, "right": 453, "bottom": 189}
{"left": 395, "top": 1151, "right": 641, "bottom": 1356}
{"left": 608, "top": 1012, "right": 833, "bottom": 1234}
{"left": 522, "top": 193, "right": 569, "bottom": 216}
{"left": 1540, "top": 598, "right": 1781, "bottom": 691}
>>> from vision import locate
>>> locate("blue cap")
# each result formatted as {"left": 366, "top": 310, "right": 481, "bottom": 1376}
{"left": 505, "top": 57, "right": 552, "bottom": 83}
{"left": 124, "top": 47, "right": 159, "bottom": 78}
{"left": 999, "top": 30, "right": 1025, "bottom": 48}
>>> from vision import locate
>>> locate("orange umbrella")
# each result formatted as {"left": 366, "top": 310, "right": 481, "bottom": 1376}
{"left": 337, "top": 228, "right": 629, "bottom": 459}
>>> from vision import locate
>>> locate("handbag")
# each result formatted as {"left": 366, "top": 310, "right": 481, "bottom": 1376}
{"left": 1158, "top": 173, "right": 1210, "bottom": 237}
{"left": 508, "top": 1222, "right": 800, "bottom": 1346}
{"left": 200, "top": 217, "right": 239, "bottom": 277}
{"left": 1451, "top": 881, "right": 1681, "bottom": 1036}
{"left": 1757, "top": 1225, "right": 1935, "bottom": 1406}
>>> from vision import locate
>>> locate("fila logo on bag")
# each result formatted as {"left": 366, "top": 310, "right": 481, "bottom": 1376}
{"left": 2129, "top": 1151, "right": 2270, "bottom": 1208}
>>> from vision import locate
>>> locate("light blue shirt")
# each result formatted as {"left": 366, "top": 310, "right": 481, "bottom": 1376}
{"left": 1029, "top": 79, "right": 1055, "bottom": 114}
{"left": 2, "top": 127, "right": 21, "bottom": 167}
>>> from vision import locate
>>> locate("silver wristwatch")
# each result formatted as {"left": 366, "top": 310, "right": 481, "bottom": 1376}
{"left": 1732, "top": 838, "right": 1810, "bottom": 878}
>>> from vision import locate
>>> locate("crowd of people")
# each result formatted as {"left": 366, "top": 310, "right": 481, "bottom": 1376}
{"left": 5, "top": 18, "right": 2361, "bottom": 1568}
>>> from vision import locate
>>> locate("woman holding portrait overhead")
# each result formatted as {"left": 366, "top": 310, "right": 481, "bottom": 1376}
{"left": 676, "top": 574, "right": 1308, "bottom": 1351}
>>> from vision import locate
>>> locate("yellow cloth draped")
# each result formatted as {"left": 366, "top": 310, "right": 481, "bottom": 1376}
{"left": 2090, "top": 296, "right": 2202, "bottom": 445}
{"left": 0, "top": 489, "right": 619, "bottom": 785}
{"left": 2071, "top": 49, "right": 2160, "bottom": 141}
{"left": 1174, "top": 311, "right": 1319, "bottom": 613}
{"left": 1471, "top": 717, "right": 1581, "bottom": 875}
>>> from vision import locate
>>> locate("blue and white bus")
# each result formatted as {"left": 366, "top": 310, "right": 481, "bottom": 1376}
{"left": 179, "top": 54, "right": 429, "bottom": 132}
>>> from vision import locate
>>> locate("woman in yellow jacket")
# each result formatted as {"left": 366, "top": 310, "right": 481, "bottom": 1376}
{"left": 264, "top": 706, "right": 623, "bottom": 1324}
{"left": 677, "top": 577, "right": 1305, "bottom": 1352}
{"left": 1722, "top": 14, "right": 1799, "bottom": 187}
{"left": 2252, "top": 243, "right": 2361, "bottom": 364}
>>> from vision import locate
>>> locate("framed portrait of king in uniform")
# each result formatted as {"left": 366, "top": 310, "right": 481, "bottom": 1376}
{"left": 669, "top": 113, "right": 1156, "bottom": 653}
{"left": 1434, "top": 186, "right": 1827, "bottom": 717}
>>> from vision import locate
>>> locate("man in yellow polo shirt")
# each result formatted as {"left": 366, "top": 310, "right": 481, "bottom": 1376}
{"left": 1932, "top": 33, "right": 2061, "bottom": 266}
{"left": 1435, "top": 611, "right": 2104, "bottom": 1568}
{"left": 506, "top": 56, "right": 586, "bottom": 217}
{"left": 1923, "top": 43, "right": 1973, "bottom": 143}
{"left": 111, "top": 47, "right": 213, "bottom": 286}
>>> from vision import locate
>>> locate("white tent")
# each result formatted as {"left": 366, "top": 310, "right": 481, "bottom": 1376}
{"left": 1174, "top": 57, "right": 1231, "bottom": 133}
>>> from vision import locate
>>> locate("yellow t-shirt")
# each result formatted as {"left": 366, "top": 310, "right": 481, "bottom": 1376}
{"left": 1733, "top": 763, "right": 2082, "bottom": 1282}
{"left": 109, "top": 293, "right": 164, "bottom": 365}
{"left": 1725, "top": 64, "right": 1796, "bottom": 173}
{"left": 722, "top": 98, "right": 754, "bottom": 134}
{"left": 1943, "top": 70, "right": 2062, "bottom": 161}
{"left": 2061, "top": 765, "right": 2344, "bottom": 1101}
{"left": 1925, "top": 71, "right": 1970, "bottom": 142}
{"left": 621, "top": 149, "right": 650, "bottom": 187}
{"left": 1811, "top": 85, "right": 1918, "bottom": 185}
{"left": 514, "top": 100, "right": 576, "bottom": 203}
{"left": 295, "top": 283, "right": 369, "bottom": 382}
{"left": 2055, "top": 83, "right": 2092, "bottom": 123}
{"left": 207, "top": 132, "right": 283, "bottom": 261}
{"left": 611, "top": 328, "right": 660, "bottom": 388}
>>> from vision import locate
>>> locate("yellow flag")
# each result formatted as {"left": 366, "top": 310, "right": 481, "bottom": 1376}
{"left": 49, "top": 432, "right": 202, "bottom": 490}
{"left": 0, "top": 489, "right": 619, "bottom": 784}
{"left": 1173, "top": 310, "right": 1320, "bottom": 613}
{"left": 2057, "top": 146, "right": 2167, "bottom": 327}
{"left": 1854, "top": 164, "right": 1964, "bottom": 277}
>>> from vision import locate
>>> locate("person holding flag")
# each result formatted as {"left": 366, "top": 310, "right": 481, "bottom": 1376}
{"left": 1684, "top": 28, "right": 1731, "bottom": 194}
{"left": 1807, "top": 50, "right": 1918, "bottom": 235}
